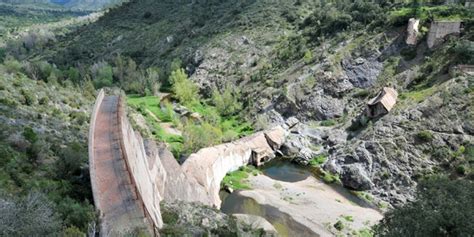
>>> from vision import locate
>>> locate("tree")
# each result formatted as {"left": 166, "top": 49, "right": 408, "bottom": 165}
{"left": 211, "top": 84, "right": 243, "bottom": 117}
{"left": 169, "top": 68, "right": 199, "bottom": 105}
{"left": 91, "top": 61, "right": 113, "bottom": 88}
{"left": 375, "top": 176, "right": 474, "bottom": 237}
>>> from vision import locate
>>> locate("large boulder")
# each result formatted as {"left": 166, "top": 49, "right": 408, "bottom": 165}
{"left": 341, "top": 164, "right": 374, "bottom": 191}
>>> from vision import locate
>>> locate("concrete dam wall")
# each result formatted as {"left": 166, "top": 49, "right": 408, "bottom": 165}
{"left": 89, "top": 91, "right": 287, "bottom": 236}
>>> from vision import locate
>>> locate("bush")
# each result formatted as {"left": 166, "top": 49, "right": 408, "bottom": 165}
{"left": 456, "top": 165, "right": 466, "bottom": 175}
{"left": 22, "top": 126, "right": 38, "bottom": 143}
{"left": 416, "top": 130, "right": 434, "bottom": 142}
{"left": 211, "top": 84, "right": 243, "bottom": 117}
{"left": 4, "top": 57, "right": 22, "bottom": 74}
{"left": 375, "top": 177, "right": 474, "bottom": 236}
{"left": 334, "top": 220, "right": 344, "bottom": 231}
{"left": 0, "top": 192, "right": 62, "bottom": 236}
{"left": 400, "top": 47, "right": 417, "bottom": 61}
{"left": 309, "top": 154, "right": 327, "bottom": 167}
{"left": 20, "top": 89, "right": 36, "bottom": 105}
{"left": 170, "top": 68, "right": 199, "bottom": 106}
{"left": 320, "top": 120, "right": 336, "bottom": 127}
{"left": 91, "top": 61, "right": 113, "bottom": 88}
{"left": 182, "top": 122, "right": 222, "bottom": 155}
{"left": 452, "top": 40, "right": 474, "bottom": 64}
{"left": 303, "top": 50, "right": 313, "bottom": 64}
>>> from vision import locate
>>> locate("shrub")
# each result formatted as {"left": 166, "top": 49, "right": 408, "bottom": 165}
{"left": 170, "top": 68, "right": 199, "bottom": 106}
{"left": 456, "top": 165, "right": 466, "bottom": 175}
{"left": 20, "top": 89, "right": 36, "bottom": 105}
{"left": 182, "top": 122, "right": 222, "bottom": 154}
{"left": 334, "top": 220, "right": 344, "bottom": 231}
{"left": 303, "top": 50, "right": 313, "bottom": 64}
{"left": 309, "top": 154, "right": 327, "bottom": 167}
{"left": 452, "top": 40, "right": 474, "bottom": 64}
{"left": 320, "top": 120, "right": 336, "bottom": 127}
{"left": 23, "top": 127, "right": 38, "bottom": 143}
{"left": 416, "top": 130, "right": 434, "bottom": 142}
{"left": 465, "top": 144, "right": 474, "bottom": 162}
{"left": 211, "top": 84, "right": 243, "bottom": 117}
{"left": 91, "top": 61, "right": 113, "bottom": 88}
{"left": 4, "top": 57, "right": 22, "bottom": 74}
{"left": 375, "top": 177, "right": 474, "bottom": 236}
{"left": 0, "top": 192, "right": 62, "bottom": 236}
{"left": 143, "top": 12, "right": 152, "bottom": 19}
{"left": 400, "top": 47, "right": 417, "bottom": 61}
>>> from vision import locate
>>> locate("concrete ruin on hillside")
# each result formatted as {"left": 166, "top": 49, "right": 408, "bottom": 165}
{"left": 89, "top": 90, "right": 288, "bottom": 236}
{"left": 427, "top": 20, "right": 463, "bottom": 48}
{"left": 451, "top": 65, "right": 474, "bottom": 76}
{"left": 366, "top": 87, "right": 398, "bottom": 118}
{"left": 406, "top": 18, "right": 420, "bottom": 45}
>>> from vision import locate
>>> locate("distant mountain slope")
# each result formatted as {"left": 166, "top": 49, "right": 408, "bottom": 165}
{"left": 0, "top": 0, "right": 125, "bottom": 10}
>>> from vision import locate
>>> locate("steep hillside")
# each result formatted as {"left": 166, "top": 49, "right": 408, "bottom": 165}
{"left": 0, "top": 0, "right": 125, "bottom": 10}
{"left": 43, "top": 0, "right": 474, "bottom": 208}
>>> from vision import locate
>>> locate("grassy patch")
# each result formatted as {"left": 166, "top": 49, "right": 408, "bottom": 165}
{"left": 342, "top": 215, "right": 354, "bottom": 222}
{"left": 222, "top": 166, "right": 261, "bottom": 190}
{"left": 321, "top": 170, "right": 340, "bottom": 184}
{"left": 353, "top": 191, "right": 374, "bottom": 203}
{"left": 400, "top": 86, "right": 436, "bottom": 103}
{"left": 309, "top": 154, "right": 327, "bottom": 167}
{"left": 320, "top": 119, "right": 336, "bottom": 127}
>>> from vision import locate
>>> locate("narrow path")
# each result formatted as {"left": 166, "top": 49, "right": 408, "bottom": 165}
{"left": 91, "top": 96, "right": 147, "bottom": 236}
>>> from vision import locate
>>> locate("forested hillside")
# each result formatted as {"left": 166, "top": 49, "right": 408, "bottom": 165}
{"left": 0, "top": 0, "right": 125, "bottom": 10}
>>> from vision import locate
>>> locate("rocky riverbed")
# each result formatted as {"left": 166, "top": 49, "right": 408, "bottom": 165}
{"left": 221, "top": 160, "right": 383, "bottom": 237}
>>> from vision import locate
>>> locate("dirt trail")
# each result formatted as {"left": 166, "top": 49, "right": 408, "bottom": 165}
{"left": 91, "top": 96, "right": 148, "bottom": 236}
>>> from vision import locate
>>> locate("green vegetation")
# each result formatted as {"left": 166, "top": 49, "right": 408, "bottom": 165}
{"left": 170, "top": 68, "right": 200, "bottom": 106}
{"left": 375, "top": 176, "right": 474, "bottom": 236}
{"left": 416, "top": 130, "right": 434, "bottom": 142}
{"left": 354, "top": 228, "right": 374, "bottom": 237}
{"left": 320, "top": 119, "right": 336, "bottom": 127}
{"left": 334, "top": 220, "right": 344, "bottom": 231}
{"left": 222, "top": 166, "right": 261, "bottom": 190}
{"left": 211, "top": 84, "right": 243, "bottom": 117}
{"left": 389, "top": 5, "right": 473, "bottom": 25}
{"left": 322, "top": 170, "right": 341, "bottom": 184}
{"left": 342, "top": 215, "right": 354, "bottom": 222}
{"left": 0, "top": 64, "right": 96, "bottom": 235}
{"left": 127, "top": 92, "right": 252, "bottom": 157}
{"left": 309, "top": 154, "right": 327, "bottom": 167}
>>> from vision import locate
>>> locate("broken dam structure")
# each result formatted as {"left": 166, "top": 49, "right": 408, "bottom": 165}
{"left": 88, "top": 90, "right": 287, "bottom": 236}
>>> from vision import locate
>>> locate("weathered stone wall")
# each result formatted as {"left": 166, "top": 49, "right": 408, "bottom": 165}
{"left": 427, "top": 21, "right": 461, "bottom": 48}
{"left": 182, "top": 127, "right": 287, "bottom": 207}
{"left": 118, "top": 98, "right": 165, "bottom": 230}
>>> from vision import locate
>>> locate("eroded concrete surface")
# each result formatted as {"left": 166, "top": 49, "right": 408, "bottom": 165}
{"left": 91, "top": 96, "right": 149, "bottom": 236}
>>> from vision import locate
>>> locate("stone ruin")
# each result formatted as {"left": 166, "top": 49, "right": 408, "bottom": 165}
{"left": 406, "top": 18, "right": 420, "bottom": 46}
{"left": 427, "top": 20, "right": 463, "bottom": 48}
{"left": 366, "top": 87, "right": 398, "bottom": 118}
